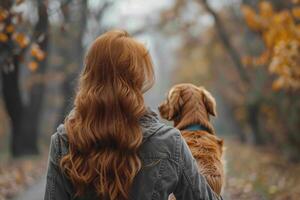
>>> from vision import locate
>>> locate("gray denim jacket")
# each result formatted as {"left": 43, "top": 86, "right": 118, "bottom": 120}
{"left": 44, "top": 109, "right": 221, "bottom": 200}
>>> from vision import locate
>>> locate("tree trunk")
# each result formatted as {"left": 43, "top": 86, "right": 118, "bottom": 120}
{"left": 199, "top": 0, "right": 250, "bottom": 84}
{"left": 0, "top": 0, "right": 26, "bottom": 156}
{"left": 22, "top": 0, "right": 49, "bottom": 154}
{"left": 247, "top": 102, "right": 265, "bottom": 144}
{"left": 57, "top": 0, "right": 87, "bottom": 125}
{"left": 1, "top": 56, "right": 25, "bottom": 156}
{"left": 1, "top": 0, "right": 49, "bottom": 157}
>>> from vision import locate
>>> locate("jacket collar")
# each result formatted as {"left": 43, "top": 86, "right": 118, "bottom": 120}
{"left": 139, "top": 107, "right": 164, "bottom": 141}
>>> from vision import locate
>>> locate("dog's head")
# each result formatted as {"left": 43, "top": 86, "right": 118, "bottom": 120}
{"left": 158, "top": 83, "right": 217, "bottom": 122}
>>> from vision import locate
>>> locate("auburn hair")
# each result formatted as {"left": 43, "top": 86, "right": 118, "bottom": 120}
{"left": 60, "top": 30, "right": 154, "bottom": 200}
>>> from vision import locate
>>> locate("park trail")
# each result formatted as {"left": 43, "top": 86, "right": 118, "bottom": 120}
{"left": 14, "top": 177, "right": 45, "bottom": 200}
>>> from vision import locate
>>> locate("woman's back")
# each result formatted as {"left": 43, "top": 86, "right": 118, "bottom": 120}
{"left": 45, "top": 109, "right": 220, "bottom": 200}
{"left": 44, "top": 30, "right": 220, "bottom": 200}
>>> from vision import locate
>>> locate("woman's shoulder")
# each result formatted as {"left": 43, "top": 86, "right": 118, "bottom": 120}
{"left": 140, "top": 107, "right": 181, "bottom": 140}
{"left": 49, "top": 124, "right": 69, "bottom": 166}
{"left": 139, "top": 112, "right": 183, "bottom": 161}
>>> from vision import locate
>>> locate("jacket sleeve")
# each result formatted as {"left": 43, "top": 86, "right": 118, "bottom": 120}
{"left": 44, "top": 133, "right": 72, "bottom": 200}
{"left": 173, "top": 135, "right": 222, "bottom": 200}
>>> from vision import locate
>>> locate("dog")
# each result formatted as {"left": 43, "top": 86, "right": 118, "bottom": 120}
{"left": 159, "top": 83, "right": 224, "bottom": 197}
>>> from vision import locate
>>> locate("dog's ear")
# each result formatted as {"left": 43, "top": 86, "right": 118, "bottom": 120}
{"left": 202, "top": 88, "right": 217, "bottom": 117}
{"left": 158, "top": 100, "right": 170, "bottom": 120}
{"left": 158, "top": 88, "right": 182, "bottom": 121}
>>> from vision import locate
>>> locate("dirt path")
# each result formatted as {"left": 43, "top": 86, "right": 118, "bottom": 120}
{"left": 14, "top": 177, "right": 46, "bottom": 200}
{"left": 11, "top": 67, "right": 300, "bottom": 200}
{"left": 12, "top": 137, "right": 300, "bottom": 200}
{"left": 224, "top": 140, "right": 300, "bottom": 200}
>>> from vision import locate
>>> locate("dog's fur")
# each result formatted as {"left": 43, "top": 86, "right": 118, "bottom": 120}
{"left": 159, "top": 83, "right": 224, "bottom": 196}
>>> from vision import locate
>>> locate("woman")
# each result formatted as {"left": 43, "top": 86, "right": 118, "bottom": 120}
{"left": 44, "top": 30, "right": 221, "bottom": 200}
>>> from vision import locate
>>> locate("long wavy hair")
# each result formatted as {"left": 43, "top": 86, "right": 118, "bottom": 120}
{"left": 60, "top": 30, "right": 154, "bottom": 200}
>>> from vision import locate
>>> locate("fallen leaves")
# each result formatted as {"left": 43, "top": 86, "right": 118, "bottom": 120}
{"left": 0, "top": 155, "right": 47, "bottom": 200}
{"left": 224, "top": 139, "right": 300, "bottom": 200}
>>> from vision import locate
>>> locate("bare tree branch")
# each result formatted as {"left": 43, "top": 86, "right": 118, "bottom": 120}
{"left": 198, "top": 0, "right": 250, "bottom": 84}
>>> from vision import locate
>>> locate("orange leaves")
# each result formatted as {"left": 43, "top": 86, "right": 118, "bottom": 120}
{"left": 26, "top": 44, "right": 46, "bottom": 71}
{"left": 0, "top": 4, "right": 43, "bottom": 74}
{"left": 30, "top": 44, "right": 45, "bottom": 61}
{"left": 26, "top": 43, "right": 46, "bottom": 71}
{"left": 13, "top": 33, "right": 29, "bottom": 48}
{"left": 0, "top": 9, "right": 8, "bottom": 22}
{"left": 241, "top": 1, "right": 273, "bottom": 31}
{"left": 0, "top": 0, "right": 31, "bottom": 69}
{"left": 241, "top": 5, "right": 263, "bottom": 31}
{"left": 242, "top": 1, "right": 300, "bottom": 90}
{"left": 269, "top": 40, "right": 300, "bottom": 89}
{"left": 28, "top": 61, "right": 38, "bottom": 72}
{"left": 259, "top": 1, "right": 273, "bottom": 18}
{"left": 0, "top": 33, "right": 8, "bottom": 42}
{"left": 272, "top": 77, "right": 285, "bottom": 91}
{"left": 5, "top": 24, "right": 14, "bottom": 33}
{"left": 292, "top": 7, "right": 300, "bottom": 19}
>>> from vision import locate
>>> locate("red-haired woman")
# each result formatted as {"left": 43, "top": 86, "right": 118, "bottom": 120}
{"left": 44, "top": 30, "right": 221, "bottom": 200}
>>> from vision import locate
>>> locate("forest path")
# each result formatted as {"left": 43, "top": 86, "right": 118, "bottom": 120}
{"left": 11, "top": 90, "right": 244, "bottom": 200}
{"left": 13, "top": 130, "right": 300, "bottom": 200}
{"left": 222, "top": 140, "right": 300, "bottom": 200}
{"left": 14, "top": 177, "right": 46, "bottom": 200}
{"left": 11, "top": 79, "right": 300, "bottom": 200}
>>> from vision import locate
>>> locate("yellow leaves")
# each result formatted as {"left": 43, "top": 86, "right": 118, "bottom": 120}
{"left": 273, "top": 11, "right": 293, "bottom": 25}
{"left": 241, "top": 5, "right": 264, "bottom": 31}
{"left": 0, "top": 9, "right": 8, "bottom": 22}
{"left": 30, "top": 44, "right": 45, "bottom": 61}
{"left": 259, "top": 1, "right": 273, "bottom": 18}
{"left": 27, "top": 44, "right": 46, "bottom": 72}
{"left": 5, "top": 24, "right": 14, "bottom": 33}
{"left": 269, "top": 40, "right": 300, "bottom": 90}
{"left": 28, "top": 61, "right": 38, "bottom": 72}
{"left": 13, "top": 32, "right": 29, "bottom": 48}
{"left": 242, "top": 1, "right": 300, "bottom": 90}
{"left": 0, "top": 33, "right": 8, "bottom": 42}
{"left": 292, "top": 7, "right": 300, "bottom": 19}
{"left": 272, "top": 77, "right": 285, "bottom": 91}
{"left": 243, "top": 52, "right": 270, "bottom": 67}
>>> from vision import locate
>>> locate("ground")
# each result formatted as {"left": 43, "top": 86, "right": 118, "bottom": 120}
{"left": 1, "top": 139, "right": 299, "bottom": 200}
{"left": 224, "top": 140, "right": 300, "bottom": 200}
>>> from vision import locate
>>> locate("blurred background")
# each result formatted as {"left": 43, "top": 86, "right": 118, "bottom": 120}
{"left": 0, "top": 0, "right": 300, "bottom": 199}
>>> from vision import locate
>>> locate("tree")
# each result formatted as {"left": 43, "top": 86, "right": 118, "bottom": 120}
{"left": 242, "top": 1, "right": 300, "bottom": 90}
{"left": 0, "top": 0, "right": 48, "bottom": 157}
{"left": 56, "top": 1, "right": 112, "bottom": 126}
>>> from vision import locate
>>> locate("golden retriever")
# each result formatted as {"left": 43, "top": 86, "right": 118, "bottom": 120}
{"left": 159, "top": 83, "right": 224, "bottom": 197}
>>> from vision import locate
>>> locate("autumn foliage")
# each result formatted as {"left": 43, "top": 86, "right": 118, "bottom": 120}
{"left": 0, "top": 3, "right": 45, "bottom": 72}
{"left": 242, "top": 1, "right": 300, "bottom": 90}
